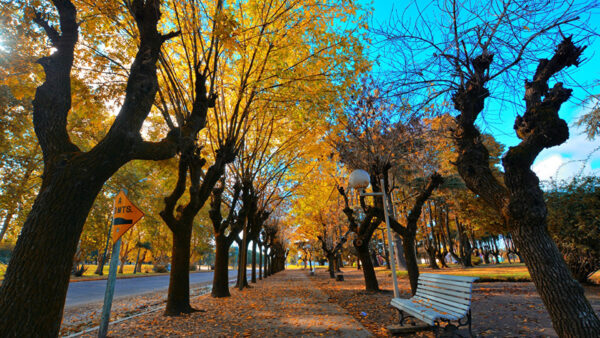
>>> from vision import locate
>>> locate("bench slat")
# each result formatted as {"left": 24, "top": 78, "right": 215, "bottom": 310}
{"left": 404, "top": 297, "right": 466, "bottom": 318}
{"left": 416, "top": 284, "right": 472, "bottom": 304}
{"left": 414, "top": 294, "right": 470, "bottom": 313}
{"left": 420, "top": 273, "right": 479, "bottom": 283}
{"left": 418, "top": 279, "right": 473, "bottom": 293}
{"left": 416, "top": 291, "right": 471, "bottom": 310}
{"left": 391, "top": 298, "right": 459, "bottom": 325}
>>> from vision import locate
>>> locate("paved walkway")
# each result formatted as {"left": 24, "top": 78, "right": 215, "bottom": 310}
{"left": 102, "top": 269, "right": 372, "bottom": 337}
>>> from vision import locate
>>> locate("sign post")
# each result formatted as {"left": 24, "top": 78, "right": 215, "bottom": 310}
{"left": 98, "top": 190, "right": 144, "bottom": 338}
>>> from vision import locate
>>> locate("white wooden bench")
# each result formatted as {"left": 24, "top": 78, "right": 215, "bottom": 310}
{"left": 390, "top": 273, "right": 478, "bottom": 337}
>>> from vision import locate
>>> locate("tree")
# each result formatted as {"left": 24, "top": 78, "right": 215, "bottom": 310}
{"left": 547, "top": 176, "right": 600, "bottom": 283}
{"left": 335, "top": 79, "right": 442, "bottom": 293}
{"left": 0, "top": 1, "right": 191, "bottom": 334}
{"left": 379, "top": 0, "right": 600, "bottom": 334}
{"left": 153, "top": 0, "right": 233, "bottom": 315}
{"left": 156, "top": 0, "right": 367, "bottom": 312}
{"left": 316, "top": 213, "right": 350, "bottom": 278}
{"left": 209, "top": 178, "right": 246, "bottom": 298}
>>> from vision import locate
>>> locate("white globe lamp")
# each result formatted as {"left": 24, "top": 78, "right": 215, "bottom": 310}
{"left": 348, "top": 169, "right": 370, "bottom": 190}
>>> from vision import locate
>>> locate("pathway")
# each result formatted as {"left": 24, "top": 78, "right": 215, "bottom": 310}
{"left": 99, "top": 269, "right": 372, "bottom": 337}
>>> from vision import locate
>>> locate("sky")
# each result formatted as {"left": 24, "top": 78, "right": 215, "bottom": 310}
{"left": 362, "top": 0, "right": 600, "bottom": 182}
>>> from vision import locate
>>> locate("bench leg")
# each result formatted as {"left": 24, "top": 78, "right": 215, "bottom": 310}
{"left": 467, "top": 310, "right": 473, "bottom": 338}
{"left": 395, "top": 309, "right": 417, "bottom": 327}
{"left": 433, "top": 322, "right": 440, "bottom": 338}
{"left": 397, "top": 309, "right": 407, "bottom": 326}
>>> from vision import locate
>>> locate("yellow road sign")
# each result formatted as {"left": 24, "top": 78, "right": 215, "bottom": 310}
{"left": 111, "top": 190, "right": 144, "bottom": 242}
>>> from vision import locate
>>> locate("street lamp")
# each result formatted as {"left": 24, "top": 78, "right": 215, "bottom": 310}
{"left": 348, "top": 169, "right": 400, "bottom": 298}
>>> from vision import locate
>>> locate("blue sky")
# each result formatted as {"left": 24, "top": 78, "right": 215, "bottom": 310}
{"left": 363, "top": 0, "right": 600, "bottom": 182}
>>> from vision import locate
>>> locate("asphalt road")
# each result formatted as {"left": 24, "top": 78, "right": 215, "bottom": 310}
{"left": 65, "top": 270, "right": 238, "bottom": 307}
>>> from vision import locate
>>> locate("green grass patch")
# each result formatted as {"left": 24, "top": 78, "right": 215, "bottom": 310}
{"left": 380, "top": 263, "right": 533, "bottom": 282}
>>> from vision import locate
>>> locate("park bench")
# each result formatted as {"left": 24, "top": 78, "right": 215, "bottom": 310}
{"left": 390, "top": 273, "right": 478, "bottom": 337}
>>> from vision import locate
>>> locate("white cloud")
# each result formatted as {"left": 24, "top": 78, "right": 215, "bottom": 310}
{"left": 532, "top": 154, "right": 595, "bottom": 182}
{"left": 531, "top": 122, "right": 600, "bottom": 181}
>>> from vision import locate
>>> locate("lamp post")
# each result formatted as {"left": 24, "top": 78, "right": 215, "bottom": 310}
{"left": 348, "top": 169, "right": 400, "bottom": 298}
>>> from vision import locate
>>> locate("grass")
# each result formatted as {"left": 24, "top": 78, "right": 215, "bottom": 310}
{"left": 0, "top": 263, "right": 166, "bottom": 282}
{"left": 378, "top": 263, "right": 600, "bottom": 283}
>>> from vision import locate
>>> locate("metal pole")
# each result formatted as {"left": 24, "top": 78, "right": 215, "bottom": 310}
{"left": 98, "top": 189, "right": 126, "bottom": 338}
{"left": 98, "top": 237, "right": 121, "bottom": 337}
{"left": 381, "top": 179, "right": 400, "bottom": 298}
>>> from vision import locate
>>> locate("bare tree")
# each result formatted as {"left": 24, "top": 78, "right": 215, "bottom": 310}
{"left": 377, "top": 0, "right": 600, "bottom": 334}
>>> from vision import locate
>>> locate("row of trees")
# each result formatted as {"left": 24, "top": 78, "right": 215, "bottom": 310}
{"left": 1, "top": 0, "right": 599, "bottom": 336}
{"left": 0, "top": 0, "right": 369, "bottom": 335}
{"left": 293, "top": 0, "right": 600, "bottom": 336}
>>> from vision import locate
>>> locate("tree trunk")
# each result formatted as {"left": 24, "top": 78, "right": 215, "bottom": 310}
{"left": 265, "top": 254, "right": 270, "bottom": 277}
{"left": 456, "top": 218, "right": 473, "bottom": 267}
{"left": 0, "top": 210, "right": 15, "bottom": 243}
{"left": 133, "top": 248, "right": 141, "bottom": 274}
{"left": 381, "top": 230, "right": 391, "bottom": 269}
{"left": 259, "top": 245, "right": 263, "bottom": 280}
{"left": 0, "top": 176, "right": 106, "bottom": 336}
{"left": 355, "top": 241, "right": 379, "bottom": 291}
{"left": 512, "top": 221, "right": 600, "bottom": 335}
{"left": 327, "top": 254, "right": 336, "bottom": 278}
{"left": 394, "top": 234, "right": 407, "bottom": 270}
{"left": 212, "top": 234, "right": 231, "bottom": 297}
{"left": 118, "top": 241, "right": 128, "bottom": 274}
{"left": 425, "top": 246, "right": 439, "bottom": 269}
{"left": 137, "top": 250, "right": 147, "bottom": 273}
{"left": 164, "top": 224, "right": 196, "bottom": 315}
{"left": 94, "top": 252, "right": 105, "bottom": 275}
{"left": 251, "top": 241, "right": 257, "bottom": 283}
{"left": 236, "top": 222, "right": 249, "bottom": 290}
{"left": 403, "top": 235, "right": 419, "bottom": 296}
{"left": 336, "top": 254, "right": 343, "bottom": 272}
{"left": 504, "top": 152, "right": 600, "bottom": 335}
{"left": 0, "top": 155, "right": 36, "bottom": 244}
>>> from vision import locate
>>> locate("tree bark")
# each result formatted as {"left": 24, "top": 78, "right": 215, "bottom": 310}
{"left": 0, "top": 175, "right": 106, "bottom": 335}
{"left": 236, "top": 221, "right": 249, "bottom": 290}
{"left": 259, "top": 245, "right": 263, "bottom": 280}
{"left": 327, "top": 254, "right": 336, "bottom": 278}
{"left": 456, "top": 217, "right": 473, "bottom": 267}
{"left": 164, "top": 224, "right": 197, "bottom": 315}
{"left": 119, "top": 241, "right": 129, "bottom": 274}
{"left": 94, "top": 252, "right": 105, "bottom": 275}
{"left": 393, "top": 234, "right": 407, "bottom": 270}
{"left": 211, "top": 233, "right": 231, "bottom": 298}
{"left": 0, "top": 210, "right": 15, "bottom": 244}
{"left": 403, "top": 234, "right": 420, "bottom": 296}
{"left": 251, "top": 241, "right": 257, "bottom": 283}
{"left": 355, "top": 241, "right": 379, "bottom": 291}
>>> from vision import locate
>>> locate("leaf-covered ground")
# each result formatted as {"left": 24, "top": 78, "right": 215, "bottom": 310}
{"left": 74, "top": 270, "right": 371, "bottom": 337}
{"left": 312, "top": 267, "right": 600, "bottom": 337}
{"left": 63, "top": 267, "right": 600, "bottom": 337}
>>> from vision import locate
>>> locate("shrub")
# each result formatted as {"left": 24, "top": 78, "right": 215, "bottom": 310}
{"left": 471, "top": 256, "right": 482, "bottom": 266}
{"left": 71, "top": 263, "right": 87, "bottom": 277}
{"left": 0, "top": 243, "right": 14, "bottom": 264}
{"left": 189, "top": 264, "right": 197, "bottom": 271}
{"left": 546, "top": 176, "right": 600, "bottom": 283}
{"left": 153, "top": 264, "right": 168, "bottom": 273}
